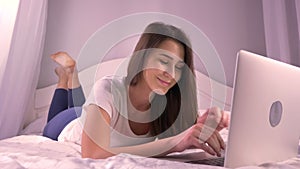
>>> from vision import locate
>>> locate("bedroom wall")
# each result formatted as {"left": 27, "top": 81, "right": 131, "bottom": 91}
{"left": 38, "top": 0, "right": 266, "bottom": 88}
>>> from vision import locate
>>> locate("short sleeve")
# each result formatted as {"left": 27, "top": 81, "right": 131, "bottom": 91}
{"left": 83, "top": 77, "right": 114, "bottom": 118}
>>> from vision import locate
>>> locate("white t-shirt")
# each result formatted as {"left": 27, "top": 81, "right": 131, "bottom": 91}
{"left": 58, "top": 75, "right": 155, "bottom": 147}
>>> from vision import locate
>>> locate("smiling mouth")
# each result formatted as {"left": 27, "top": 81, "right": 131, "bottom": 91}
{"left": 157, "top": 77, "right": 171, "bottom": 87}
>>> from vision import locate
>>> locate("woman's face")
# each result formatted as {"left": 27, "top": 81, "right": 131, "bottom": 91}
{"left": 143, "top": 39, "right": 185, "bottom": 95}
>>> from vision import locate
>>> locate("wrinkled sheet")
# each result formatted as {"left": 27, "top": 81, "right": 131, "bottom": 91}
{"left": 0, "top": 135, "right": 299, "bottom": 169}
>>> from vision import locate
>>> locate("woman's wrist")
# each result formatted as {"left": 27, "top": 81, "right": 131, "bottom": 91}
{"left": 167, "top": 130, "right": 187, "bottom": 153}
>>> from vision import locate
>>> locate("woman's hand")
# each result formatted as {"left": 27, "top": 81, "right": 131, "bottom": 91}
{"left": 172, "top": 122, "right": 225, "bottom": 157}
{"left": 197, "top": 107, "right": 230, "bottom": 131}
{"left": 171, "top": 107, "right": 229, "bottom": 156}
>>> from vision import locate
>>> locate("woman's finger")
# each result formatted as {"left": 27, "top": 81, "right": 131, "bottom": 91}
{"left": 195, "top": 124, "right": 221, "bottom": 156}
{"left": 215, "top": 130, "right": 226, "bottom": 150}
{"left": 205, "top": 134, "right": 221, "bottom": 156}
{"left": 194, "top": 140, "right": 216, "bottom": 156}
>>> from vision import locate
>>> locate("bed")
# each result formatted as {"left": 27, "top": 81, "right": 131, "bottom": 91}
{"left": 1, "top": 58, "right": 299, "bottom": 169}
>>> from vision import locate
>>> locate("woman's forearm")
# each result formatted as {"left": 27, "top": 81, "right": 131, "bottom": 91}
{"left": 81, "top": 129, "right": 184, "bottom": 159}
{"left": 109, "top": 136, "right": 178, "bottom": 157}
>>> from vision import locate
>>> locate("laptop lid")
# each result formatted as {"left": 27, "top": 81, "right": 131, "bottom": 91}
{"left": 224, "top": 50, "right": 300, "bottom": 168}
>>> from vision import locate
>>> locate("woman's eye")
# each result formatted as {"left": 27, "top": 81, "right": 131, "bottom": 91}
{"left": 175, "top": 63, "right": 184, "bottom": 70}
{"left": 175, "top": 66, "right": 183, "bottom": 70}
{"left": 159, "top": 60, "right": 168, "bottom": 65}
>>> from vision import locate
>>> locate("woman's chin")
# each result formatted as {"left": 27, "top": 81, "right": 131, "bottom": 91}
{"left": 153, "top": 88, "right": 168, "bottom": 95}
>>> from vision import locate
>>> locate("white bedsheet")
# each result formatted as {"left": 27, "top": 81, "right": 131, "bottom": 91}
{"left": 0, "top": 135, "right": 299, "bottom": 169}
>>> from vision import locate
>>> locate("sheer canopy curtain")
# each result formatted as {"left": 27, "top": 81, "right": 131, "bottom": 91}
{"left": 0, "top": 0, "right": 48, "bottom": 139}
{"left": 262, "top": 0, "right": 300, "bottom": 66}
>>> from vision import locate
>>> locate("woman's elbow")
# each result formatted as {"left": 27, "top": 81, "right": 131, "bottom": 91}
{"left": 81, "top": 149, "right": 114, "bottom": 159}
{"left": 81, "top": 130, "right": 114, "bottom": 159}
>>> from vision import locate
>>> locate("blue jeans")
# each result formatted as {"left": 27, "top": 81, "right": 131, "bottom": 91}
{"left": 42, "top": 87, "right": 85, "bottom": 140}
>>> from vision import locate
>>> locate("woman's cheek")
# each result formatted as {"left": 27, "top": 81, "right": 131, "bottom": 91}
{"left": 174, "top": 71, "right": 182, "bottom": 82}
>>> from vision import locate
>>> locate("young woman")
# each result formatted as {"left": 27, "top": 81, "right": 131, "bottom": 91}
{"left": 43, "top": 22, "right": 229, "bottom": 159}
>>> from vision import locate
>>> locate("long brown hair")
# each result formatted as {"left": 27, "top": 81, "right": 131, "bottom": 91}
{"left": 126, "top": 22, "right": 198, "bottom": 138}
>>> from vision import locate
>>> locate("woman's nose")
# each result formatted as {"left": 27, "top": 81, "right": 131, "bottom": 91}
{"left": 163, "top": 66, "right": 176, "bottom": 79}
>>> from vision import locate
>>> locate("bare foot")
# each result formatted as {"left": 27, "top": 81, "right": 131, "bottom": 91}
{"left": 51, "top": 52, "right": 80, "bottom": 89}
{"left": 51, "top": 51, "right": 76, "bottom": 69}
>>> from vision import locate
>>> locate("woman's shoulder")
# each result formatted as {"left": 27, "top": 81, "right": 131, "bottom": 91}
{"left": 94, "top": 75, "right": 125, "bottom": 86}
{"left": 83, "top": 75, "right": 127, "bottom": 118}
{"left": 93, "top": 75, "right": 126, "bottom": 92}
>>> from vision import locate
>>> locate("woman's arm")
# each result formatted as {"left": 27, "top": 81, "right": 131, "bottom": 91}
{"left": 81, "top": 104, "right": 225, "bottom": 159}
{"left": 81, "top": 104, "right": 114, "bottom": 158}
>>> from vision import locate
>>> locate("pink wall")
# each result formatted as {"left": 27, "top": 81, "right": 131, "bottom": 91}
{"left": 38, "top": 0, "right": 266, "bottom": 88}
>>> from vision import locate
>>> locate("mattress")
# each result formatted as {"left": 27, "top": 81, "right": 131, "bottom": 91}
{"left": 1, "top": 132, "right": 299, "bottom": 169}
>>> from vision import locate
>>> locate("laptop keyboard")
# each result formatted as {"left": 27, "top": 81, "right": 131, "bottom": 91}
{"left": 185, "top": 157, "right": 225, "bottom": 166}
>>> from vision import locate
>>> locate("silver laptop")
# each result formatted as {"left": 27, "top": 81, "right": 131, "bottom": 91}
{"left": 167, "top": 50, "right": 300, "bottom": 168}
{"left": 224, "top": 50, "right": 300, "bottom": 167}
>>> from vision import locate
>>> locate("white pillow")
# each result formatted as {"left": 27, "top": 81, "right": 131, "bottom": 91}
{"left": 58, "top": 118, "right": 83, "bottom": 145}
